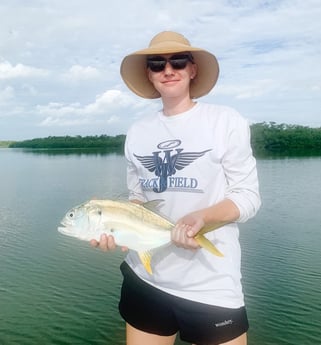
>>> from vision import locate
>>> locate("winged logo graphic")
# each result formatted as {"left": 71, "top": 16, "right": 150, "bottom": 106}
{"left": 134, "top": 148, "right": 211, "bottom": 193}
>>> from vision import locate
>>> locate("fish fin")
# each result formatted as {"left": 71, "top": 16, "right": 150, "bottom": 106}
{"left": 197, "top": 221, "right": 229, "bottom": 236}
{"left": 142, "top": 200, "right": 164, "bottom": 212}
{"left": 194, "top": 234, "right": 224, "bottom": 257}
{"left": 141, "top": 200, "right": 175, "bottom": 226}
{"left": 138, "top": 251, "right": 153, "bottom": 274}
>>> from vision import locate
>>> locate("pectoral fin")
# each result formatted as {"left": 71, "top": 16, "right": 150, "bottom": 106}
{"left": 138, "top": 251, "right": 153, "bottom": 274}
{"left": 194, "top": 234, "right": 224, "bottom": 257}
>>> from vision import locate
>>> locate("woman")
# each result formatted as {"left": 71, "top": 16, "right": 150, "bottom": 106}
{"left": 91, "top": 31, "right": 261, "bottom": 345}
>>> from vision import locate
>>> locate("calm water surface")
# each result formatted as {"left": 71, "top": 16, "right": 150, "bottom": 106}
{"left": 0, "top": 149, "right": 320, "bottom": 345}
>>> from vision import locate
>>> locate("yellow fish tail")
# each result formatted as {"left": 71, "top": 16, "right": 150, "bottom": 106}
{"left": 194, "top": 234, "right": 224, "bottom": 257}
{"left": 197, "top": 221, "right": 228, "bottom": 236}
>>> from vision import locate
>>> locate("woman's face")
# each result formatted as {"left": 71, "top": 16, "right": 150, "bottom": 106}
{"left": 147, "top": 53, "right": 197, "bottom": 100}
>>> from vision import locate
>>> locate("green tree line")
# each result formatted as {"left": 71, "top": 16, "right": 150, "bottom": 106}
{"left": 250, "top": 122, "right": 321, "bottom": 155}
{"left": 9, "top": 134, "right": 126, "bottom": 150}
{"left": 5, "top": 123, "right": 321, "bottom": 156}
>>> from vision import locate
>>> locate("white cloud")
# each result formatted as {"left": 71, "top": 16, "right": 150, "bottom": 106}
{"left": 84, "top": 90, "right": 131, "bottom": 113}
{"left": 36, "top": 89, "right": 155, "bottom": 128}
{"left": 215, "top": 79, "right": 276, "bottom": 99}
{"left": 37, "top": 90, "right": 130, "bottom": 117}
{"left": 0, "top": 61, "right": 48, "bottom": 79}
{"left": 62, "top": 65, "right": 100, "bottom": 82}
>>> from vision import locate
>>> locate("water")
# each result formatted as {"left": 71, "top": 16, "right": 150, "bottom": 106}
{"left": 0, "top": 149, "right": 320, "bottom": 345}
{"left": 241, "top": 158, "right": 321, "bottom": 345}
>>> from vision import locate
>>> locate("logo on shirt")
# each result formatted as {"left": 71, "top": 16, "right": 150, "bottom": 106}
{"left": 134, "top": 139, "right": 211, "bottom": 193}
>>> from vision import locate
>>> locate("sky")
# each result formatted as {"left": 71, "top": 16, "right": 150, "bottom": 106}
{"left": 0, "top": 0, "right": 320, "bottom": 140}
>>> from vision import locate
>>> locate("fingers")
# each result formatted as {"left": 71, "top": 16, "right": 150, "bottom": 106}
{"left": 171, "top": 223, "right": 199, "bottom": 250}
{"left": 90, "top": 239, "right": 99, "bottom": 247}
{"left": 90, "top": 234, "right": 129, "bottom": 252}
{"left": 90, "top": 234, "right": 117, "bottom": 252}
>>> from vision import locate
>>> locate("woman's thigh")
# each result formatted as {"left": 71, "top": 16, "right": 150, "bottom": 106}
{"left": 218, "top": 332, "right": 247, "bottom": 345}
{"left": 126, "top": 323, "right": 177, "bottom": 345}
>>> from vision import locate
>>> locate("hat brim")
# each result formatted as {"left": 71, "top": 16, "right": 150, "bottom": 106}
{"left": 120, "top": 46, "right": 219, "bottom": 99}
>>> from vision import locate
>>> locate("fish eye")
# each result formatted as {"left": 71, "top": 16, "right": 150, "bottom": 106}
{"left": 68, "top": 211, "right": 75, "bottom": 218}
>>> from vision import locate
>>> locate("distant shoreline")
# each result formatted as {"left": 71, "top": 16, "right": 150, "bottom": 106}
{"left": 0, "top": 141, "right": 15, "bottom": 148}
{"left": 6, "top": 134, "right": 126, "bottom": 151}
{"left": 1, "top": 123, "right": 321, "bottom": 156}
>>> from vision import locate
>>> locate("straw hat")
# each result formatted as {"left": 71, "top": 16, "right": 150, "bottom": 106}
{"left": 120, "top": 31, "right": 219, "bottom": 99}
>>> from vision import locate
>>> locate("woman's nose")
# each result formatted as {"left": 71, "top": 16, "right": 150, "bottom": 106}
{"left": 163, "top": 62, "right": 175, "bottom": 75}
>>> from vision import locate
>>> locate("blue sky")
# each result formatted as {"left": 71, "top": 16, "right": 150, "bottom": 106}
{"left": 0, "top": 0, "right": 320, "bottom": 140}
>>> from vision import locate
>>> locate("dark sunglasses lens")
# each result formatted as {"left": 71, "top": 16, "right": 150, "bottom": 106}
{"left": 147, "top": 58, "right": 166, "bottom": 72}
{"left": 169, "top": 57, "right": 189, "bottom": 69}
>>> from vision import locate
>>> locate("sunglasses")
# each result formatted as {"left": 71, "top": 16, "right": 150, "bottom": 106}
{"left": 146, "top": 54, "right": 194, "bottom": 72}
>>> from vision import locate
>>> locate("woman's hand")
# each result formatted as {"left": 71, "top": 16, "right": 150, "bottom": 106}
{"left": 90, "top": 234, "right": 128, "bottom": 252}
{"left": 171, "top": 200, "right": 240, "bottom": 250}
{"left": 171, "top": 211, "right": 205, "bottom": 250}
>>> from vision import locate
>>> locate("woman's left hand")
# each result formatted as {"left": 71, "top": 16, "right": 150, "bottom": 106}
{"left": 171, "top": 211, "right": 205, "bottom": 250}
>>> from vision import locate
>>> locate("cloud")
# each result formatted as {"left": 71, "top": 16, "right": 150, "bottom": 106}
{"left": 215, "top": 79, "right": 276, "bottom": 100}
{"left": 62, "top": 65, "right": 100, "bottom": 82}
{"left": 36, "top": 89, "right": 155, "bottom": 128}
{"left": 0, "top": 61, "right": 49, "bottom": 79}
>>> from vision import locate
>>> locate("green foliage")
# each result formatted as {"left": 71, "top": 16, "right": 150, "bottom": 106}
{"left": 6, "top": 124, "right": 321, "bottom": 157}
{"left": 0, "top": 141, "right": 15, "bottom": 148}
{"left": 9, "top": 135, "right": 126, "bottom": 150}
{"left": 250, "top": 122, "right": 321, "bottom": 156}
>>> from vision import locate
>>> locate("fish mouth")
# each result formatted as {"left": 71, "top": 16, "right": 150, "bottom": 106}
{"left": 58, "top": 218, "right": 73, "bottom": 234}
{"left": 57, "top": 225, "right": 73, "bottom": 236}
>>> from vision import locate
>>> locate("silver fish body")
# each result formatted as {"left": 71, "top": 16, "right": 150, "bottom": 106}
{"left": 58, "top": 199, "right": 226, "bottom": 274}
{"left": 58, "top": 199, "right": 172, "bottom": 252}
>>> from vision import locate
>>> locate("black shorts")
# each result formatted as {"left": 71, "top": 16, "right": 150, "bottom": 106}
{"left": 119, "top": 262, "right": 249, "bottom": 345}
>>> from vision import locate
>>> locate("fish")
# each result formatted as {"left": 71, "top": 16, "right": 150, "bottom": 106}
{"left": 58, "top": 199, "right": 226, "bottom": 274}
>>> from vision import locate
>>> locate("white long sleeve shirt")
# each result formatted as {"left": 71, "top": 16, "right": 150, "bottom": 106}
{"left": 124, "top": 102, "right": 261, "bottom": 308}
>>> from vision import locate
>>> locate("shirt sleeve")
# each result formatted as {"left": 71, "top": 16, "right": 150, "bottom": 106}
{"left": 222, "top": 113, "right": 261, "bottom": 223}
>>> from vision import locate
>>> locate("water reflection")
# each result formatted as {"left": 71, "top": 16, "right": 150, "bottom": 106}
{"left": 253, "top": 148, "right": 321, "bottom": 159}
{"left": 18, "top": 147, "right": 124, "bottom": 157}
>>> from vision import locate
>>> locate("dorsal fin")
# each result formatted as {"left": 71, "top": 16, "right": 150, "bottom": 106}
{"left": 141, "top": 200, "right": 174, "bottom": 226}
{"left": 141, "top": 199, "right": 164, "bottom": 212}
